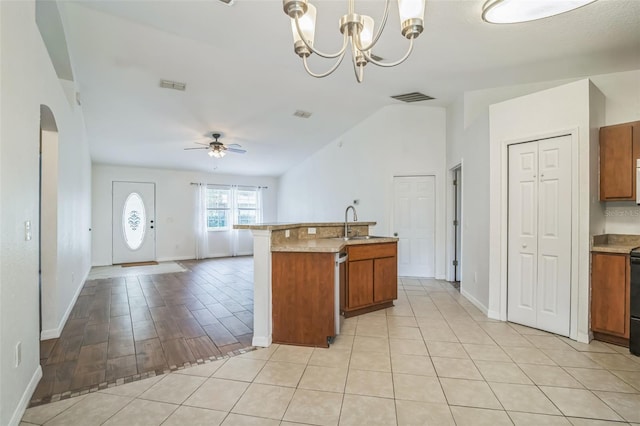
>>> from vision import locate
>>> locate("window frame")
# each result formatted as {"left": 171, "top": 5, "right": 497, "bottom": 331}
{"left": 206, "top": 186, "right": 231, "bottom": 231}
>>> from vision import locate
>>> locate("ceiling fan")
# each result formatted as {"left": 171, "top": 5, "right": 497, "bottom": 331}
{"left": 184, "top": 133, "right": 246, "bottom": 158}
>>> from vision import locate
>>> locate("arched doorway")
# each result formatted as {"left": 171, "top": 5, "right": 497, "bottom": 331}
{"left": 40, "top": 104, "right": 59, "bottom": 337}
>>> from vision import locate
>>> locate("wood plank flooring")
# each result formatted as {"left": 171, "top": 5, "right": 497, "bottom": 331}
{"left": 32, "top": 257, "right": 254, "bottom": 405}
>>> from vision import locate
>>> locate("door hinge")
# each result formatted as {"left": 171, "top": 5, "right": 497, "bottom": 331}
{"left": 453, "top": 260, "right": 458, "bottom": 266}
{"left": 453, "top": 179, "right": 457, "bottom": 186}
{"left": 453, "top": 220, "right": 458, "bottom": 226}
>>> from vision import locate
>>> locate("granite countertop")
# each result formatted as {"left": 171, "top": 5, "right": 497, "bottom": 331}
{"left": 272, "top": 236, "right": 399, "bottom": 253}
{"left": 591, "top": 234, "right": 640, "bottom": 254}
{"left": 235, "top": 222, "right": 376, "bottom": 231}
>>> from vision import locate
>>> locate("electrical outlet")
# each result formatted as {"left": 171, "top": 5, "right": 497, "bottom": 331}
{"left": 308, "top": 228, "right": 316, "bottom": 235}
{"left": 15, "top": 342, "right": 21, "bottom": 367}
{"left": 285, "top": 230, "right": 290, "bottom": 238}
{"left": 71, "top": 272, "right": 75, "bottom": 283}
{"left": 474, "top": 272, "right": 478, "bottom": 283}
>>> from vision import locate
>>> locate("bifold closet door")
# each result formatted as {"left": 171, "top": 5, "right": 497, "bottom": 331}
{"left": 508, "top": 136, "right": 571, "bottom": 336}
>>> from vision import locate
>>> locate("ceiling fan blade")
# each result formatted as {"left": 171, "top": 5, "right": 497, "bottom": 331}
{"left": 226, "top": 148, "right": 247, "bottom": 154}
{"left": 184, "top": 147, "right": 209, "bottom": 150}
{"left": 227, "top": 143, "right": 242, "bottom": 148}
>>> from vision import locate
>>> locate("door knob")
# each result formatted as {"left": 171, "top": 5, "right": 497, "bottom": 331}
{"left": 394, "top": 233, "right": 398, "bottom": 237}
{"left": 522, "top": 244, "right": 527, "bottom": 248}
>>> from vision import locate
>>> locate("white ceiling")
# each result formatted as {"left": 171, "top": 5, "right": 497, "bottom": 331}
{"left": 58, "top": 0, "right": 640, "bottom": 177}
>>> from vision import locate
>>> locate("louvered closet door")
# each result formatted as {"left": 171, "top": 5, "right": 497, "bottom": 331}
{"left": 507, "top": 136, "right": 572, "bottom": 336}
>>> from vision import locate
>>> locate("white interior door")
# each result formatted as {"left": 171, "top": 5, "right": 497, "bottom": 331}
{"left": 393, "top": 176, "right": 435, "bottom": 277}
{"left": 113, "top": 181, "right": 156, "bottom": 264}
{"left": 507, "top": 136, "right": 571, "bottom": 336}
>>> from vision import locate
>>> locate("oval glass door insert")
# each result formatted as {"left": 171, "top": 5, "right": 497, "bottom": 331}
{"left": 122, "top": 192, "right": 146, "bottom": 250}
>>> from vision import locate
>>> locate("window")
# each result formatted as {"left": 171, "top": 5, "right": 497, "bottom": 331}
{"left": 206, "top": 186, "right": 261, "bottom": 230}
{"left": 206, "top": 187, "right": 231, "bottom": 230}
{"left": 236, "top": 189, "right": 258, "bottom": 225}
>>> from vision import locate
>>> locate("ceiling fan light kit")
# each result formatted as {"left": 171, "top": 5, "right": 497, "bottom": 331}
{"left": 184, "top": 132, "right": 246, "bottom": 159}
{"left": 482, "top": 0, "right": 598, "bottom": 24}
{"left": 282, "top": 0, "right": 426, "bottom": 83}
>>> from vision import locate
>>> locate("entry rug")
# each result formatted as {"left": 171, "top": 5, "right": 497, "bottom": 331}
{"left": 87, "top": 261, "right": 187, "bottom": 279}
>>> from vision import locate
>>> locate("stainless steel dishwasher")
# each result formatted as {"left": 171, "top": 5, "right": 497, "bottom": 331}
{"left": 630, "top": 248, "right": 640, "bottom": 356}
{"left": 334, "top": 251, "right": 348, "bottom": 337}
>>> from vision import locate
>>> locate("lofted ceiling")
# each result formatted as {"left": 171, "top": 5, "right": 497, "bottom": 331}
{"left": 57, "top": 0, "right": 640, "bottom": 176}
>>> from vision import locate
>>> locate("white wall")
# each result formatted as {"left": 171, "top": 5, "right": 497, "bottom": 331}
{"left": 446, "top": 69, "right": 640, "bottom": 314}
{"left": 488, "top": 79, "right": 605, "bottom": 343}
{"left": 278, "top": 104, "right": 447, "bottom": 279}
{"left": 92, "top": 164, "right": 278, "bottom": 266}
{"left": 0, "top": 2, "right": 92, "bottom": 424}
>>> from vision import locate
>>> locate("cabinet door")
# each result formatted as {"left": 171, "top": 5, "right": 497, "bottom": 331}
{"left": 348, "top": 259, "right": 373, "bottom": 308}
{"left": 374, "top": 257, "right": 398, "bottom": 303}
{"left": 591, "top": 253, "right": 628, "bottom": 337}
{"left": 600, "top": 125, "right": 634, "bottom": 200}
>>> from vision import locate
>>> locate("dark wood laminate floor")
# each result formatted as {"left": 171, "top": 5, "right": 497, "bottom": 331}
{"left": 33, "top": 257, "right": 254, "bottom": 405}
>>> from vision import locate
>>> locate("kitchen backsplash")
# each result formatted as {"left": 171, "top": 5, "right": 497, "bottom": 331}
{"left": 604, "top": 203, "right": 640, "bottom": 234}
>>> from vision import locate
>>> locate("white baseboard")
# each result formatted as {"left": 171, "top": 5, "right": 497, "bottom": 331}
{"left": 487, "top": 309, "right": 501, "bottom": 320}
{"left": 41, "top": 269, "right": 88, "bottom": 340}
{"left": 156, "top": 255, "right": 194, "bottom": 262}
{"left": 460, "top": 288, "right": 489, "bottom": 316}
{"left": 252, "top": 335, "right": 272, "bottom": 348}
{"left": 9, "top": 365, "right": 42, "bottom": 426}
{"left": 576, "top": 332, "right": 591, "bottom": 344}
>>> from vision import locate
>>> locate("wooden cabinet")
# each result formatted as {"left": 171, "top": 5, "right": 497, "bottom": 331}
{"left": 342, "top": 242, "right": 397, "bottom": 317}
{"left": 272, "top": 252, "right": 336, "bottom": 347}
{"left": 599, "top": 121, "right": 640, "bottom": 201}
{"left": 591, "top": 252, "right": 630, "bottom": 346}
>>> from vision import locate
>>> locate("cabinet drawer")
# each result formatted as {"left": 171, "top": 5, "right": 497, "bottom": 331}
{"left": 348, "top": 243, "right": 396, "bottom": 261}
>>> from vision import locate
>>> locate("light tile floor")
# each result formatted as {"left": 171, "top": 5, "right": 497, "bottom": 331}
{"left": 22, "top": 277, "right": 640, "bottom": 425}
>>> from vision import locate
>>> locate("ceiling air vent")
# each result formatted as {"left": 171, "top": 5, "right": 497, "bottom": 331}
{"left": 391, "top": 92, "right": 434, "bottom": 103}
{"left": 218, "top": 0, "right": 235, "bottom": 4}
{"left": 370, "top": 54, "right": 384, "bottom": 62}
{"left": 293, "top": 110, "right": 312, "bottom": 119}
{"left": 159, "top": 79, "right": 186, "bottom": 91}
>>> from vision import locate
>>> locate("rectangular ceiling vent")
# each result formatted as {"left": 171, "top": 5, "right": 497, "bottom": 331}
{"left": 218, "top": 0, "right": 235, "bottom": 5}
{"left": 370, "top": 53, "right": 384, "bottom": 62}
{"left": 293, "top": 110, "right": 312, "bottom": 119}
{"left": 391, "top": 92, "right": 435, "bottom": 103}
{"left": 159, "top": 79, "right": 186, "bottom": 91}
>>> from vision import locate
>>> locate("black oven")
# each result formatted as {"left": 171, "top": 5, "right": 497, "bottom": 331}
{"left": 631, "top": 249, "right": 640, "bottom": 356}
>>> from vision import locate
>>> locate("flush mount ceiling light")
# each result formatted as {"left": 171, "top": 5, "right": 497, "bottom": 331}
{"left": 283, "top": 0, "right": 426, "bottom": 83}
{"left": 482, "top": 0, "right": 598, "bottom": 24}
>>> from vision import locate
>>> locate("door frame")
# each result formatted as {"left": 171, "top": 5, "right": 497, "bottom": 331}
{"left": 446, "top": 163, "right": 462, "bottom": 283}
{"left": 498, "top": 129, "right": 580, "bottom": 341}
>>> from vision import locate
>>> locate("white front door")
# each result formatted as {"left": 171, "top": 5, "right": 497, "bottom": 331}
{"left": 393, "top": 176, "right": 436, "bottom": 277}
{"left": 508, "top": 136, "right": 571, "bottom": 336}
{"left": 113, "top": 181, "right": 156, "bottom": 264}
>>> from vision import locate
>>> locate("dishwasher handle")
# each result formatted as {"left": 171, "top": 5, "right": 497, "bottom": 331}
{"left": 337, "top": 252, "right": 348, "bottom": 264}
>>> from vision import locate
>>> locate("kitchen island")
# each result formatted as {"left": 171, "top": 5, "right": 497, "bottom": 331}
{"left": 235, "top": 222, "right": 398, "bottom": 347}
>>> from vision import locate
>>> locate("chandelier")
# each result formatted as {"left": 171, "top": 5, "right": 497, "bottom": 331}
{"left": 282, "top": 0, "right": 426, "bottom": 83}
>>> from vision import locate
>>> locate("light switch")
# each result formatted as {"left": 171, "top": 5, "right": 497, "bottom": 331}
{"left": 24, "top": 221, "right": 32, "bottom": 241}
{"left": 308, "top": 227, "right": 316, "bottom": 235}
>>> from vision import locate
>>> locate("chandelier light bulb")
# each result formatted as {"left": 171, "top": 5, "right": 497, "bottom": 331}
{"left": 208, "top": 150, "right": 215, "bottom": 157}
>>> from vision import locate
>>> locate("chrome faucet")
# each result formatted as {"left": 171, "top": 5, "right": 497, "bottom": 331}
{"left": 344, "top": 205, "right": 358, "bottom": 239}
